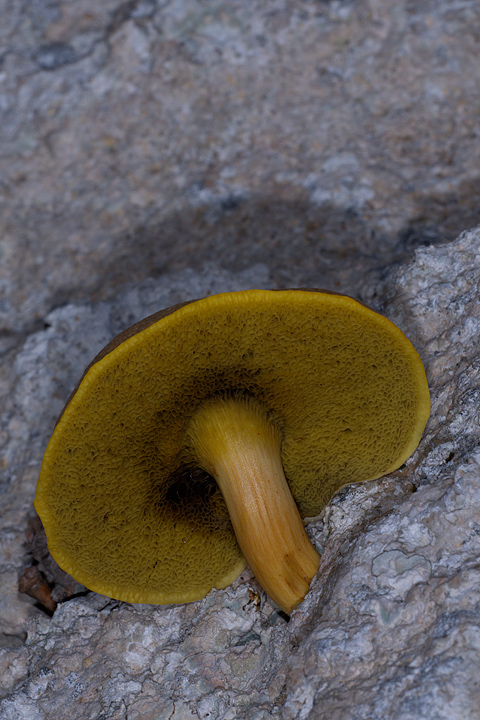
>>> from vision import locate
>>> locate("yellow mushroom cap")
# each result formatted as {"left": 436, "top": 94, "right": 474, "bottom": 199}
{"left": 35, "top": 289, "right": 430, "bottom": 605}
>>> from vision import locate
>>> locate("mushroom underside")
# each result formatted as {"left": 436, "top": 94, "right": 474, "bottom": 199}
{"left": 35, "top": 290, "right": 430, "bottom": 608}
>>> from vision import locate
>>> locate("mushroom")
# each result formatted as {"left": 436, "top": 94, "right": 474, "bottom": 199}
{"left": 35, "top": 289, "right": 430, "bottom": 614}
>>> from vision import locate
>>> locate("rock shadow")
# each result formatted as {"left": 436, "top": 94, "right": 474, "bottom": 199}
{"left": 57, "top": 175, "right": 480, "bottom": 313}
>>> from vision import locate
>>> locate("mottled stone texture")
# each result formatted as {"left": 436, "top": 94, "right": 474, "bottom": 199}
{"left": 1, "top": 0, "right": 480, "bottom": 716}
{"left": 1, "top": 0, "right": 480, "bottom": 339}
{"left": 1, "top": 227, "right": 480, "bottom": 719}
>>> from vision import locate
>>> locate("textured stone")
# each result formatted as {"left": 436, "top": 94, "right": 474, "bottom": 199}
{"left": 284, "top": 450, "right": 480, "bottom": 720}
{"left": 1, "top": 0, "right": 480, "bottom": 714}
{"left": 1, "top": 228, "right": 480, "bottom": 718}
{"left": 1, "top": 0, "right": 480, "bottom": 337}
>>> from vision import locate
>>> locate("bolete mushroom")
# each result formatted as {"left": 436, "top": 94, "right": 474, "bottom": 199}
{"left": 35, "top": 289, "right": 430, "bottom": 613}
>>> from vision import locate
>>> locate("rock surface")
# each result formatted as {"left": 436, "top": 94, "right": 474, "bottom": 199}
{"left": 1, "top": 0, "right": 480, "bottom": 339}
{"left": 1, "top": 0, "right": 480, "bottom": 716}
{"left": 1, "top": 227, "right": 480, "bottom": 718}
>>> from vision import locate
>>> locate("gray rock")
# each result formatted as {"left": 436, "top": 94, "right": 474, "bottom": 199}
{"left": 1, "top": 0, "right": 480, "bottom": 335}
{"left": 33, "top": 42, "right": 79, "bottom": 71}
{"left": 1, "top": 227, "right": 480, "bottom": 718}
{"left": 284, "top": 450, "right": 480, "bottom": 720}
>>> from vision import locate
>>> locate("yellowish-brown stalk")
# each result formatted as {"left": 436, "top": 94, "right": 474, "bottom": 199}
{"left": 187, "top": 397, "right": 320, "bottom": 614}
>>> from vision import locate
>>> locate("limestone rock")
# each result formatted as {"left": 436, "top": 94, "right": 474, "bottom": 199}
{"left": 1, "top": 0, "right": 480, "bottom": 335}
{"left": 2, "top": 0, "right": 480, "bottom": 715}
{"left": 1, "top": 227, "right": 480, "bottom": 718}
{"left": 285, "top": 449, "right": 480, "bottom": 720}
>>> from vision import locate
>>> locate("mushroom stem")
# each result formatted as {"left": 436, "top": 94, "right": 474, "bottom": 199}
{"left": 187, "top": 397, "right": 320, "bottom": 614}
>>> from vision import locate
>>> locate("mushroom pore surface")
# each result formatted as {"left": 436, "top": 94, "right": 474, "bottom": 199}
{"left": 35, "top": 289, "right": 430, "bottom": 606}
